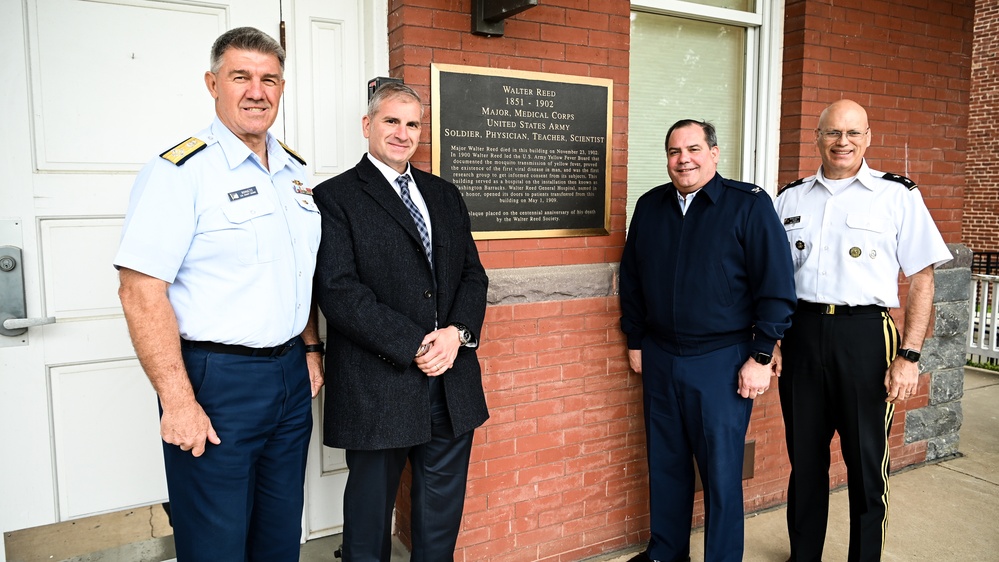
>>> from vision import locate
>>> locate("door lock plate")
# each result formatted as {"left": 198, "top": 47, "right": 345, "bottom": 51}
{"left": 0, "top": 245, "right": 28, "bottom": 337}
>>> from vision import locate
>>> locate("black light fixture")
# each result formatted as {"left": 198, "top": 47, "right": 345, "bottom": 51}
{"left": 472, "top": 0, "right": 539, "bottom": 37}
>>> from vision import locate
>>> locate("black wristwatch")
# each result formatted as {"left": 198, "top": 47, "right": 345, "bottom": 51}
{"left": 750, "top": 351, "right": 773, "bottom": 365}
{"left": 304, "top": 342, "right": 325, "bottom": 355}
{"left": 898, "top": 348, "right": 921, "bottom": 363}
{"left": 450, "top": 323, "right": 473, "bottom": 346}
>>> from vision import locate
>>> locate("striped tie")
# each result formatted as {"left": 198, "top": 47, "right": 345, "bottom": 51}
{"left": 396, "top": 175, "right": 432, "bottom": 267}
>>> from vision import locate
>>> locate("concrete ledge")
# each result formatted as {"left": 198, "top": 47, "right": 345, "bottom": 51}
{"left": 487, "top": 263, "right": 619, "bottom": 305}
{"left": 4, "top": 505, "right": 173, "bottom": 562}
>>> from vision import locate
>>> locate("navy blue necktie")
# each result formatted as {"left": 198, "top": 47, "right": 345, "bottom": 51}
{"left": 396, "top": 175, "right": 432, "bottom": 267}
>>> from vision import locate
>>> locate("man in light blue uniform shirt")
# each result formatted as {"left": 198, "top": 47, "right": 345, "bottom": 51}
{"left": 114, "top": 27, "right": 323, "bottom": 562}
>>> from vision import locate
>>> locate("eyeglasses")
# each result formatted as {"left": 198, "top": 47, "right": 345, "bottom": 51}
{"left": 817, "top": 128, "right": 869, "bottom": 140}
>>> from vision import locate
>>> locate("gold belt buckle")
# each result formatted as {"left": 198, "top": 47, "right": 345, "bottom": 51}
{"left": 822, "top": 304, "right": 836, "bottom": 314}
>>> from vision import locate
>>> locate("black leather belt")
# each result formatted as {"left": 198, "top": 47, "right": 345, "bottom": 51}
{"left": 797, "top": 300, "right": 886, "bottom": 315}
{"left": 181, "top": 338, "right": 297, "bottom": 357}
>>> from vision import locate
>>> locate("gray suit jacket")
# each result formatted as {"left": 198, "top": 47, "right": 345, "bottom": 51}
{"left": 313, "top": 154, "right": 489, "bottom": 450}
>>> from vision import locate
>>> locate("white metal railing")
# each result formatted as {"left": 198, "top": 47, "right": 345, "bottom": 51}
{"left": 967, "top": 274, "right": 999, "bottom": 362}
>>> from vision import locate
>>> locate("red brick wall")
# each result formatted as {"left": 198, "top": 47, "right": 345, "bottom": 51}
{"left": 963, "top": 0, "right": 999, "bottom": 253}
{"left": 380, "top": 0, "right": 973, "bottom": 560}
{"left": 780, "top": 0, "right": 973, "bottom": 481}
{"left": 390, "top": 0, "right": 630, "bottom": 270}
{"left": 387, "top": 2, "right": 636, "bottom": 560}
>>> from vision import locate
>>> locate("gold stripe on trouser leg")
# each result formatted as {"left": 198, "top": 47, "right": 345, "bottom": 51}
{"left": 879, "top": 311, "right": 897, "bottom": 554}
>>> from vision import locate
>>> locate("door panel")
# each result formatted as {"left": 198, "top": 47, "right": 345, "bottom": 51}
{"left": 26, "top": 0, "right": 222, "bottom": 172}
{"left": 50, "top": 359, "right": 163, "bottom": 519}
{"left": 287, "top": 0, "right": 366, "bottom": 539}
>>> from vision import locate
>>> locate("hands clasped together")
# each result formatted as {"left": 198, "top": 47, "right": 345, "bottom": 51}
{"left": 414, "top": 325, "right": 463, "bottom": 376}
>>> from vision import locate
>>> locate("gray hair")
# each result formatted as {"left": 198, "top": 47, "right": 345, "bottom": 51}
{"left": 665, "top": 119, "right": 718, "bottom": 150}
{"left": 210, "top": 27, "right": 285, "bottom": 74}
{"left": 367, "top": 82, "right": 424, "bottom": 119}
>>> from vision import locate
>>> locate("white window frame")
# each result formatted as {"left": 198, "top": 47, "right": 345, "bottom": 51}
{"left": 629, "top": 0, "right": 784, "bottom": 194}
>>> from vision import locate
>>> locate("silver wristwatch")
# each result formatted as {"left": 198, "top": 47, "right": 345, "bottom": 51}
{"left": 450, "top": 322, "right": 473, "bottom": 346}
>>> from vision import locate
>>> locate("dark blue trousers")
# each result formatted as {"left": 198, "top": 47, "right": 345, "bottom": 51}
{"left": 340, "top": 377, "right": 474, "bottom": 562}
{"left": 642, "top": 339, "right": 753, "bottom": 562}
{"left": 164, "top": 343, "right": 313, "bottom": 562}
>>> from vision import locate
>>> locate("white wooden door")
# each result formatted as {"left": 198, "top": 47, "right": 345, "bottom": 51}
{"left": 0, "top": 0, "right": 376, "bottom": 557}
{"left": 286, "top": 0, "right": 372, "bottom": 541}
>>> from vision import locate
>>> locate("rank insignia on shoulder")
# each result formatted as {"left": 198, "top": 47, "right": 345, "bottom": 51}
{"left": 778, "top": 177, "right": 806, "bottom": 196}
{"left": 882, "top": 172, "right": 917, "bottom": 190}
{"left": 752, "top": 186, "right": 764, "bottom": 193}
{"left": 278, "top": 140, "right": 307, "bottom": 166}
{"left": 160, "top": 137, "right": 207, "bottom": 166}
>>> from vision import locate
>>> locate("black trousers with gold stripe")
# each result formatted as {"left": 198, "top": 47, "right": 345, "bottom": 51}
{"left": 779, "top": 307, "right": 898, "bottom": 562}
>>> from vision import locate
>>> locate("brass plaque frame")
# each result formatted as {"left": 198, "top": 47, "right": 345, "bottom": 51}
{"left": 431, "top": 63, "right": 613, "bottom": 240}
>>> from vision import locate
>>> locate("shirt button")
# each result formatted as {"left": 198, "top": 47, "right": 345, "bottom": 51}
{"left": 823, "top": 246, "right": 829, "bottom": 250}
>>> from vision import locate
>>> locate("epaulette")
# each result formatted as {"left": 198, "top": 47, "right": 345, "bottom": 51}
{"left": 777, "top": 177, "right": 807, "bottom": 197}
{"left": 160, "top": 137, "right": 207, "bottom": 166}
{"left": 278, "top": 140, "right": 307, "bottom": 166}
{"left": 724, "top": 181, "right": 768, "bottom": 196}
{"left": 882, "top": 172, "right": 917, "bottom": 191}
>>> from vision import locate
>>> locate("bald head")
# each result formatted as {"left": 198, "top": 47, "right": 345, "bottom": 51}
{"left": 818, "top": 100, "right": 869, "bottom": 130}
{"left": 815, "top": 99, "right": 871, "bottom": 179}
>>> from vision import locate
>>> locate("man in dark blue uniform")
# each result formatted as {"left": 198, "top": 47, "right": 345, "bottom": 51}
{"left": 620, "top": 119, "right": 796, "bottom": 562}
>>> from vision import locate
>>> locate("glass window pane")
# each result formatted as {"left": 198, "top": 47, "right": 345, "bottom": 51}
{"left": 627, "top": 11, "right": 746, "bottom": 220}
{"left": 683, "top": 0, "right": 754, "bottom": 11}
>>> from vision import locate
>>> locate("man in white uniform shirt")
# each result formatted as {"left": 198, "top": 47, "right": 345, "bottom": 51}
{"left": 114, "top": 27, "right": 324, "bottom": 561}
{"left": 775, "top": 99, "right": 952, "bottom": 562}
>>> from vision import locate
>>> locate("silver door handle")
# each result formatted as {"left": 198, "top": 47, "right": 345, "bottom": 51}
{"left": 3, "top": 316, "right": 56, "bottom": 330}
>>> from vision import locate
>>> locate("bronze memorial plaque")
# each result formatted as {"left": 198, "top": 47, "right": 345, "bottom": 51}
{"left": 432, "top": 64, "right": 612, "bottom": 239}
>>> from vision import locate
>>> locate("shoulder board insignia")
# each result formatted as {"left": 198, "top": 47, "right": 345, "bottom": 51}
{"left": 719, "top": 178, "right": 761, "bottom": 194}
{"left": 160, "top": 137, "right": 207, "bottom": 166}
{"left": 278, "top": 140, "right": 307, "bottom": 166}
{"left": 882, "top": 172, "right": 917, "bottom": 190}
{"left": 778, "top": 177, "right": 806, "bottom": 197}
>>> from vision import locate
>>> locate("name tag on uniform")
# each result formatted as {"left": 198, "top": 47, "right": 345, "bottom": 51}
{"left": 784, "top": 216, "right": 801, "bottom": 225}
{"left": 228, "top": 186, "right": 258, "bottom": 201}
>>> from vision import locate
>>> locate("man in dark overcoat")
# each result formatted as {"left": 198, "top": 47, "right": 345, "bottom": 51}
{"left": 312, "top": 82, "right": 489, "bottom": 562}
